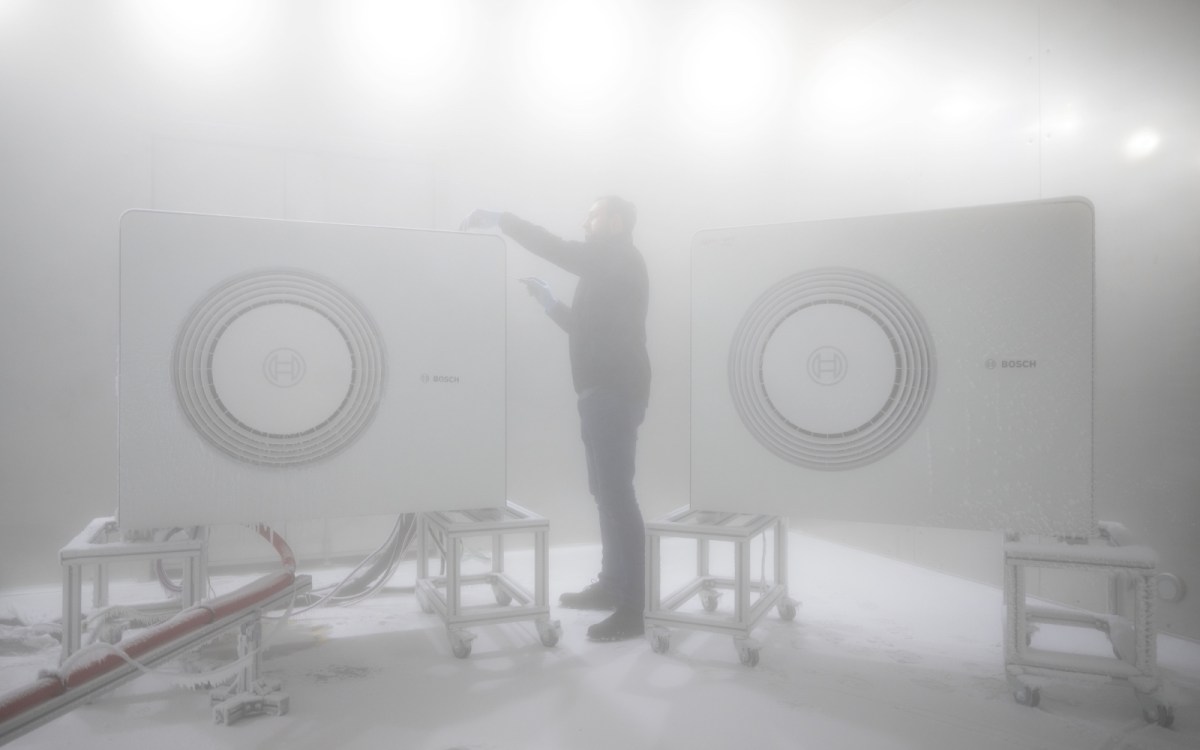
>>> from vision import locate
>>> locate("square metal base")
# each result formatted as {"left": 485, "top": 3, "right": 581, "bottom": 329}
{"left": 644, "top": 507, "right": 798, "bottom": 666}
{"left": 1003, "top": 529, "right": 1173, "bottom": 726}
{"left": 59, "top": 517, "right": 208, "bottom": 661}
{"left": 415, "top": 501, "right": 560, "bottom": 657}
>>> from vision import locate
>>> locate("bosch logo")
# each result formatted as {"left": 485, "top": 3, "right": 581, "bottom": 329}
{"left": 986, "top": 358, "right": 1037, "bottom": 369}
{"left": 807, "top": 346, "right": 847, "bottom": 386}
{"left": 423, "top": 374, "right": 460, "bottom": 384}
{"left": 262, "top": 348, "right": 306, "bottom": 387}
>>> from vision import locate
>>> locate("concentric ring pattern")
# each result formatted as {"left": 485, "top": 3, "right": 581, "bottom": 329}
{"left": 728, "top": 267, "right": 935, "bottom": 470}
{"left": 172, "top": 268, "right": 386, "bottom": 466}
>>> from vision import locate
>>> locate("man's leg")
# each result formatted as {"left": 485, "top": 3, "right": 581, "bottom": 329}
{"left": 559, "top": 417, "right": 620, "bottom": 610}
{"left": 578, "top": 391, "right": 646, "bottom": 639}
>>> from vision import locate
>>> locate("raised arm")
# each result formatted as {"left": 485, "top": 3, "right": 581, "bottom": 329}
{"left": 499, "top": 213, "right": 593, "bottom": 276}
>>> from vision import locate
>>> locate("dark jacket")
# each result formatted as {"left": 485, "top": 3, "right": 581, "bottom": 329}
{"left": 499, "top": 213, "right": 651, "bottom": 405}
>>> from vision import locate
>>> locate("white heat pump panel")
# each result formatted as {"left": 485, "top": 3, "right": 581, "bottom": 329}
{"left": 691, "top": 198, "right": 1094, "bottom": 535}
{"left": 119, "top": 210, "right": 506, "bottom": 529}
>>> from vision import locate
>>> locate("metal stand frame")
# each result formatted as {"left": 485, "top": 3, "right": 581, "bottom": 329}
{"left": 59, "top": 517, "right": 208, "bottom": 661}
{"left": 645, "top": 506, "right": 798, "bottom": 666}
{"left": 1003, "top": 524, "right": 1174, "bottom": 727}
{"left": 7, "top": 578, "right": 309, "bottom": 742}
{"left": 415, "top": 501, "right": 561, "bottom": 657}
{"left": 0, "top": 516, "right": 310, "bottom": 743}
{"left": 209, "top": 619, "right": 291, "bottom": 726}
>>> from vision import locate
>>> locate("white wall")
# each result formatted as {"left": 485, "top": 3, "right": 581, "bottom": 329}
{"left": 0, "top": 0, "right": 1196, "bottom": 637}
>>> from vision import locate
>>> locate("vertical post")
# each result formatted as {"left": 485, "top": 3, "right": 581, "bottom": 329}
{"left": 416, "top": 514, "right": 428, "bottom": 581}
{"left": 645, "top": 531, "right": 659, "bottom": 616}
{"left": 536, "top": 528, "right": 549, "bottom": 609}
{"left": 183, "top": 544, "right": 207, "bottom": 609}
{"left": 492, "top": 530, "right": 505, "bottom": 576}
{"left": 447, "top": 536, "right": 461, "bottom": 619}
{"left": 736, "top": 534, "right": 751, "bottom": 624}
{"left": 196, "top": 528, "right": 209, "bottom": 605}
{"left": 238, "top": 618, "right": 262, "bottom": 692}
{"left": 61, "top": 564, "right": 82, "bottom": 662}
{"left": 1004, "top": 554, "right": 1027, "bottom": 661}
{"left": 1135, "top": 572, "right": 1157, "bottom": 677}
{"left": 182, "top": 556, "right": 195, "bottom": 608}
{"left": 1002, "top": 533, "right": 1019, "bottom": 664}
{"left": 775, "top": 516, "right": 788, "bottom": 592}
{"left": 93, "top": 563, "right": 109, "bottom": 609}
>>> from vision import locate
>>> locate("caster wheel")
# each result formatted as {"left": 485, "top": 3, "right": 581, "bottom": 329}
{"left": 1013, "top": 685, "right": 1040, "bottom": 707}
{"left": 650, "top": 630, "right": 671, "bottom": 654}
{"left": 537, "top": 619, "right": 562, "bottom": 648}
{"left": 777, "top": 600, "right": 798, "bottom": 622}
{"left": 448, "top": 629, "right": 475, "bottom": 659}
{"left": 491, "top": 583, "right": 513, "bottom": 607}
{"left": 738, "top": 647, "right": 760, "bottom": 668}
{"left": 1143, "top": 704, "right": 1174, "bottom": 728}
{"left": 733, "top": 637, "right": 762, "bottom": 667}
{"left": 699, "top": 589, "right": 720, "bottom": 613}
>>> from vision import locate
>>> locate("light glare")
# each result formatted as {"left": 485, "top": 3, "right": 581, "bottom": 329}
{"left": 134, "top": 0, "right": 268, "bottom": 69}
{"left": 519, "top": 0, "right": 639, "bottom": 117}
{"left": 343, "top": 0, "right": 468, "bottom": 99}
{"left": 810, "top": 40, "right": 910, "bottom": 131}
{"left": 935, "top": 88, "right": 1000, "bottom": 126}
{"left": 673, "top": 5, "right": 789, "bottom": 135}
{"left": 1125, "top": 128, "right": 1161, "bottom": 159}
{"left": 0, "top": 0, "right": 26, "bottom": 29}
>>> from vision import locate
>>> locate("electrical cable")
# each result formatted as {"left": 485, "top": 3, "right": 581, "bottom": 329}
{"left": 153, "top": 527, "right": 202, "bottom": 595}
{"left": 304, "top": 515, "right": 405, "bottom": 596}
{"left": 57, "top": 526, "right": 301, "bottom": 687}
{"left": 81, "top": 606, "right": 175, "bottom": 648}
{"left": 56, "top": 584, "right": 301, "bottom": 690}
{"left": 267, "top": 513, "right": 419, "bottom": 617}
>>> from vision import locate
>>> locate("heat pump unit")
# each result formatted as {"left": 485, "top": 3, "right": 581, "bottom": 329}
{"left": 690, "top": 198, "right": 1094, "bottom": 535}
{"left": 119, "top": 210, "right": 506, "bottom": 529}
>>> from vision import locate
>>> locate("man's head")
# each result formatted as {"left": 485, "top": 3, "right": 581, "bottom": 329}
{"left": 583, "top": 195, "right": 637, "bottom": 242}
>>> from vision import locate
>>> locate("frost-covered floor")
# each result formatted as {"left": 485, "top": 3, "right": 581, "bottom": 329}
{"left": 2, "top": 532, "right": 1198, "bottom": 750}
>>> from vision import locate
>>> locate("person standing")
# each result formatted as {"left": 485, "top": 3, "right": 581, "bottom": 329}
{"left": 462, "top": 197, "right": 650, "bottom": 641}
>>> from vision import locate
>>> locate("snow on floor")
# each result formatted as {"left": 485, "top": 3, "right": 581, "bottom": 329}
{"left": 2, "top": 532, "right": 1198, "bottom": 750}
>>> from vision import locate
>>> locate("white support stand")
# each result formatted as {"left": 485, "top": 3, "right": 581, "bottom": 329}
{"left": 644, "top": 507, "right": 798, "bottom": 666}
{"left": 45, "top": 517, "right": 306, "bottom": 732}
{"left": 209, "top": 620, "right": 290, "bottom": 726}
{"left": 1003, "top": 523, "right": 1174, "bottom": 727}
{"left": 415, "top": 501, "right": 561, "bottom": 658}
{"left": 59, "top": 517, "right": 208, "bottom": 661}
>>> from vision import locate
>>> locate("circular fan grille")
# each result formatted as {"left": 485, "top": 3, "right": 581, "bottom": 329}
{"left": 173, "top": 268, "right": 386, "bottom": 466}
{"left": 728, "top": 267, "right": 935, "bottom": 470}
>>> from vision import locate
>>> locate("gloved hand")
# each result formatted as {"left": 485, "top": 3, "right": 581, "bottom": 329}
{"left": 519, "top": 277, "right": 557, "bottom": 311}
{"left": 460, "top": 209, "right": 502, "bottom": 231}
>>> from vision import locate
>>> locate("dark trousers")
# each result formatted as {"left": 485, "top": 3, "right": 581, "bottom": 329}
{"left": 578, "top": 389, "right": 647, "bottom": 610}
